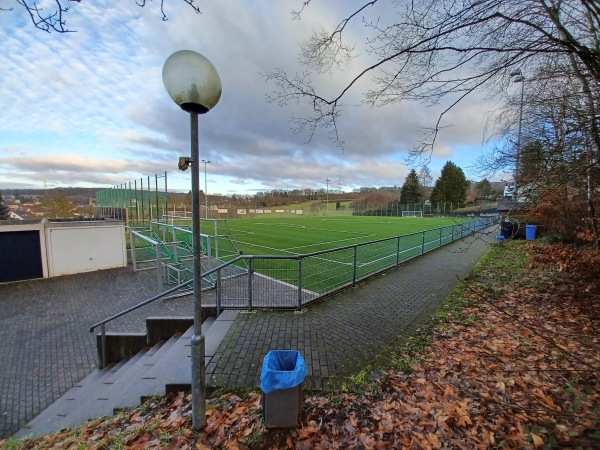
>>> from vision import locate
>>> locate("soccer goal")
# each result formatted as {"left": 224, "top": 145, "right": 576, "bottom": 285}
{"left": 402, "top": 210, "right": 423, "bottom": 218}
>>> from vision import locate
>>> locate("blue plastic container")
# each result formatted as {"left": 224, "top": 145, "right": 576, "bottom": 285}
{"left": 526, "top": 224, "right": 537, "bottom": 240}
{"left": 261, "top": 350, "right": 307, "bottom": 428}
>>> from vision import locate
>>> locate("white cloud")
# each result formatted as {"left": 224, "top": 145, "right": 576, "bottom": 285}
{"left": 0, "top": 1, "right": 494, "bottom": 193}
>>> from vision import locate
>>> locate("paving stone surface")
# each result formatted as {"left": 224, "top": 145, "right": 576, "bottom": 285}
{"left": 0, "top": 268, "right": 193, "bottom": 439}
{"left": 1, "top": 229, "right": 495, "bottom": 439}
{"left": 207, "top": 232, "right": 495, "bottom": 390}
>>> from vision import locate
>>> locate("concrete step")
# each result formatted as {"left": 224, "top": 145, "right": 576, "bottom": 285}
{"left": 61, "top": 335, "right": 183, "bottom": 424}
{"left": 14, "top": 312, "right": 236, "bottom": 440}
{"left": 112, "top": 318, "right": 220, "bottom": 408}
{"left": 12, "top": 360, "right": 122, "bottom": 438}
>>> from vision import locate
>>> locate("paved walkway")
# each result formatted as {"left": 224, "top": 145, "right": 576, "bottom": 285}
{"left": 0, "top": 229, "right": 496, "bottom": 439}
{"left": 207, "top": 231, "right": 495, "bottom": 390}
{"left": 0, "top": 269, "right": 194, "bottom": 439}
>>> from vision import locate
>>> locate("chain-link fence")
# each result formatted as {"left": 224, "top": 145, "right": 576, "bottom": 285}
{"left": 206, "top": 217, "right": 496, "bottom": 311}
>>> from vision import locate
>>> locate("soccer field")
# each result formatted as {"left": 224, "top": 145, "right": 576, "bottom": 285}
{"left": 224, "top": 216, "right": 466, "bottom": 256}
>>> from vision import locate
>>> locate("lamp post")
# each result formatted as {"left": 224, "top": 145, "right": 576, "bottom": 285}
{"left": 202, "top": 160, "right": 211, "bottom": 218}
{"left": 162, "top": 50, "right": 222, "bottom": 430}
{"left": 510, "top": 69, "right": 525, "bottom": 201}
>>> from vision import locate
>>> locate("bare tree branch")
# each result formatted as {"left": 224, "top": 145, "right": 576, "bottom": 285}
{"left": 15, "top": 0, "right": 81, "bottom": 33}
{"left": 267, "top": 0, "right": 600, "bottom": 156}
{"left": 8, "top": 0, "right": 201, "bottom": 32}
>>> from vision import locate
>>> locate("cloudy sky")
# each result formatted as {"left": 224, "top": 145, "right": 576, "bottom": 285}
{"left": 0, "top": 1, "right": 497, "bottom": 195}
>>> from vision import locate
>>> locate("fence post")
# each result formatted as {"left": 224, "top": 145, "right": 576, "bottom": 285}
{"left": 172, "top": 225, "right": 178, "bottom": 260}
{"left": 216, "top": 269, "right": 222, "bottom": 316}
{"left": 439, "top": 227, "right": 443, "bottom": 248}
{"left": 130, "top": 229, "right": 137, "bottom": 271}
{"left": 297, "top": 257, "right": 303, "bottom": 310}
{"left": 421, "top": 231, "right": 425, "bottom": 255}
{"left": 247, "top": 257, "right": 253, "bottom": 311}
{"left": 451, "top": 225, "right": 455, "bottom": 242}
{"left": 396, "top": 236, "right": 401, "bottom": 266}
{"left": 156, "top": 243, "right": 162, "bottom": 292}
{"left": 352, "top": 245, "right": 358, "bottom": 286}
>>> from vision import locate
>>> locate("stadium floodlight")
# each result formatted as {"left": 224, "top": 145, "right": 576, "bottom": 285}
{"left": 511, "top": 68, "right": 525, "bottom": 201}
{"left": 162, "top": 49, "right": 222, "bottom": 431}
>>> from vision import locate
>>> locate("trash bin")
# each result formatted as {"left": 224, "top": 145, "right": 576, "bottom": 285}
{"left": 501, "top": 221, "right": 514, "bottom": 239}
{"left": 260, "top": 350, "right": 307, "bottom": 428}
{"left": 526, "top": 224, "right": 537, "bottom": 240}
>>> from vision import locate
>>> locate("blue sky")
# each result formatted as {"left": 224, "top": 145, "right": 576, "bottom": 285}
{"left": 0, "top": 1, "right": 498, "bottom": 195}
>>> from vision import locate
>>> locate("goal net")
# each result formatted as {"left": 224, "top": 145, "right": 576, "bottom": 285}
{"left": 402, "top": 210, "right": 423, "bottom": 217}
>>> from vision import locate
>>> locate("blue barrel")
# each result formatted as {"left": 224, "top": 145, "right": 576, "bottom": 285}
{"left": 526, "top": 224, "right": 537, "bottom": 240}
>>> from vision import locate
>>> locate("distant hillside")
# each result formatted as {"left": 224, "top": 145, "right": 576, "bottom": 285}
{"left": 1, "top": 187, "right": 101, "bottom": 197}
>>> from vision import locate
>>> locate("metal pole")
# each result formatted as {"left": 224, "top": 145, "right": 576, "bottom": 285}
{"left": 216, "top": 269, "right": 222, "bottom": 316}
{"left": 189, "top": 111, "right": 206, "bottom": 430}
{"left": 297, "top": 257, "right": 303, "bottom": 310}
{"left": 247, "top": 258, "right": 253, "bottom": 311}
{"left": 325, "top": 178, "right": 330, "bottom": 216}
{"left": 514, "top": 78, "right": 524, "bottom": 199}
{"left": 130, "top": 229, "right": 137, "bottom": 271}
{"left": 203, "top": 160, "right": 211, "bottom": 218}
{"left": 352, "top": 245, "right": 358, "bottom": 286}
{"left": 156, "top": 243, "right": 162, "bottom": 292}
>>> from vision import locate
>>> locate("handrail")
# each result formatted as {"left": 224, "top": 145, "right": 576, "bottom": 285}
{"left": 130, "top": 229, "right": 159, "bottom": 246}
{"left": 90, "top": 279, "right": 190, "bottom": 334}
{"left": 99, "top": 218, "right": 497, "bottom": 331}
{"left": 91, "top": 217, "right": 498, "bottom": 368}
{"left": 89, "top": 254, "right": 245, "bottom": 334}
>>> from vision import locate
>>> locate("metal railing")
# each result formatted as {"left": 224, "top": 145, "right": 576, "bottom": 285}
{"left": 90, "top": 217, "right": 497, "bottom": 367}
{"left": 212, "top": 217, "right": 496, "bottom": 311}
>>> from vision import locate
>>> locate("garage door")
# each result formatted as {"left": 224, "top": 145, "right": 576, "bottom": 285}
{"left": 0, "top": 230, "right": 44, "bottom": 283}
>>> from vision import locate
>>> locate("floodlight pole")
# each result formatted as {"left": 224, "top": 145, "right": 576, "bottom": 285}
{"left": 202, "top": 159, "right": 211, "bottom": 218}
{"left": 189, "top": 112, "right": 207, "bottom": 429}
{"left": 325, "top": 178, "right": 330, "bottom": 215}
{"left": 515, "top": 78, "right": 524, "bottom": 199}
{"left": 511, "top": 69, "right": 525, "bottom": 201}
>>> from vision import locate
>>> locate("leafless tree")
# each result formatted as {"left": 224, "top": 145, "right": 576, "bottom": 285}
{"left": 478, "top": 57, "right": 600, "bottom": 246}
{"left": 266, "top": 1, "right": 600, "bottom": 160}
{"left": 5, "top": 0, "right": 201, "bottom": 33}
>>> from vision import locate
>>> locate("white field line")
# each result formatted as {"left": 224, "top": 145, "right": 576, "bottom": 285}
{"left": 254, "top": 272, "right": 319, "bottom": 298}
{"left": 283, "top": 233, "right": 376, "bottom": 252}
{"left": 234, "top": 222, "right": 307, "bottom": 229}
{"left": 227, "top": 229, "right": 255, "bottom": 235}
{"left": 320, "top": 218, "right": 393, "bottom": 224}
{"left": 233, "top": 239, "right": 299, "bottom": 255}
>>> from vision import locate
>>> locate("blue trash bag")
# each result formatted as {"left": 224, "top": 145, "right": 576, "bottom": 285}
{"left": 260, "top": 350, "right": 307, "bottom": 394}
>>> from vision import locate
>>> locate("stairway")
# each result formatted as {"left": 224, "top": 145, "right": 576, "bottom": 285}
{"left": 14, "top": 310, "right": 239, "bottom": 440}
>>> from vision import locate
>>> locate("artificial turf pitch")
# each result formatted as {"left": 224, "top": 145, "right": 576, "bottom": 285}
{"left": 223, "top": 215, "right": 465, "bottom": 256}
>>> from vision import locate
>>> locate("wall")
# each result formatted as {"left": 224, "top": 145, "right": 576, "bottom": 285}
{"left": 0, "top": 220, "right": 126, "bottom": 283}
